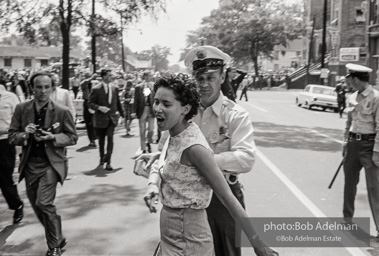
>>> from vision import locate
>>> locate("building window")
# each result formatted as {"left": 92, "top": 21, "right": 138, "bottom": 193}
{"left": 41, "top": 59, "right": 49, "bottom": 66}
{"left": 24, "top": 59, "right": 32, "bottom": 67}
{"left": 356, "top": 9, "right": 366, "bottom": 25}
{"left": 4, "top": 58, "right": 12, "bottom": 67}
{"left": 273, "top": 51, "right": 279, "bottom": 60}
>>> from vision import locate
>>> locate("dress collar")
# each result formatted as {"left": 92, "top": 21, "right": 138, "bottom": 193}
{"left": 360, "top": 85, "right": 373, "bottom": 97}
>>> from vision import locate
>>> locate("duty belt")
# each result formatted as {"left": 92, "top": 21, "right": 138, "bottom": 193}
{"left": 224, "top": 173, "right": 238, "bottom": 185}
{"left": 348, "top": 132, "right": 376, "bottom": 141}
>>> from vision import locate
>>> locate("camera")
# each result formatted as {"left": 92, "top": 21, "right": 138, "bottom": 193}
{"left": 35, "top": 129, "right": 44, "bottom": 136}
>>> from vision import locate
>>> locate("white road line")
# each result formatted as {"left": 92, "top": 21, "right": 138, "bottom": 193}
{"left": 309, "top": 129, "right": 344, "bottom": 144}
{"left": 256, "top": 148, "right": 366, "bottom": 256}
{"left": 244, "top": 102, "right": 269, "bottom": 112}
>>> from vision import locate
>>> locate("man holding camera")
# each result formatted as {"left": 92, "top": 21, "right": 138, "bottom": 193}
{"left": 9, "top": 72, "right": 78, "bottom": 256}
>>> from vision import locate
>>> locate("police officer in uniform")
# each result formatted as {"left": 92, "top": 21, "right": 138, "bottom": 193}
{"left": 184, "top": 46, "right": 258, "bottom": 256}
{"left": 141, "top": 46, "right": 278, "bottom": 256}
{"left": 343, "top": 63, "right": 379, "bottom": 238}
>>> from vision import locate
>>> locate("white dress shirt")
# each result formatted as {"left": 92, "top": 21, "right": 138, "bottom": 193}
{"left": 0, "top": 87, "right": 20, "bottom": 140}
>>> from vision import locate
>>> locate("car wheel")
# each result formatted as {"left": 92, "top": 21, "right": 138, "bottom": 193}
{"left": 321, "top": 107, "right": 326, "bottom": 111}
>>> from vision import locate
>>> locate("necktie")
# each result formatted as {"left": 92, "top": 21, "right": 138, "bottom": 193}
{"left": 108, "top": 84, "right": 112, "bottom": 104}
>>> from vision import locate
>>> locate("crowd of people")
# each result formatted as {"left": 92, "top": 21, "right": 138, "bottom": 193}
{"left": 1, "top": 45, "right": 379, "bottom": 256}
{"left": 0, "top": 46, "right": 280, "bottom": 256}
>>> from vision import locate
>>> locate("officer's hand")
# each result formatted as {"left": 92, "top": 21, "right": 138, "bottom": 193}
{"left": 136, "top": 152, "right": 161, "bottom": 170}
{"left": 372, "top": 151, "right": 379, "bottom": 167}
{"left": 98, "top": 106, "right": 110, "bottom": 113}
{"left": 342, "top": 142, "right": 347, "bottom": 157}
{"left": 144, "top": 184, "right": 159, "bottom": 213}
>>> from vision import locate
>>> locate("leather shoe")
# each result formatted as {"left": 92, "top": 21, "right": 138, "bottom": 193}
{"left": 89, "top": 141, "right": 96, "bottom": 147}
{"left": 13, "top": 202, "right": 24, "bottom": 224}
{"left": 146, "top": 143, "right": 152, "bottom": 153}
{"left": 105, "top": 163, "right": 113, "bottom": 170}
{"left": 59, "top": 238, "right": 67, "bottom": 249}
{"left": 46, "top": 247, "right": 61, "bottom": 256}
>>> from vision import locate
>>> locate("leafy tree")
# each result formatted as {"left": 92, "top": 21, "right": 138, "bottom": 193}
{"left": 181, "top": 0, "right": 305, "bottom": 75}
{"left": 85, "top": 32, "right": 133, "bottom": 63}
{"left": 135, "top": 45, "right": 171, "bottom": 71}
{"left": 0, "top": 0, "right": 83, "bottom": 88}
{"left": 0, "top": 0, "right": 166, "bottom": 88}
{"left": 151, "top": 45, "right": 171, "bottom": 71}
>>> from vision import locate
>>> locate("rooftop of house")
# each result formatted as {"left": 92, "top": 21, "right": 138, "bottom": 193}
{"left": 0, "top": 45, "right": 86, "bottom": 59}
{"left": 125, "top": 54, "right": 152, "bottom": 69}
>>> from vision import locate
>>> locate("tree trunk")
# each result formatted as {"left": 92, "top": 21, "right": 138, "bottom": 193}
{"left": 59, "top": 0, "right": 72, "bottom": 90}
{"left": 61, "top": 27, "right": 70, "bottom": 90}
{"left": 91, "top": 0, "right": 96, "bottom": 72}
{"left": 252, "top": 55, "right": 259, "bottom": 77}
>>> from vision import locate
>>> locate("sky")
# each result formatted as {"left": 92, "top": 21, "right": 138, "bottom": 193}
{"left": 123, "top": 0, "right": 220, "bottom": 66}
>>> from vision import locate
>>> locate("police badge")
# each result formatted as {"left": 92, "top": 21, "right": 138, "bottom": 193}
{"left": 196, "top": 50, "right": 207, "bottom": 60}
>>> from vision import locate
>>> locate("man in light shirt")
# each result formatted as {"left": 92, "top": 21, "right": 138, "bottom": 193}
{"left": 185, "top": 46, "right": 256, "bottom": 256}
{"left": 343, "top": 63, "right": 379, "bottom": 238}
{"left": 0, "top": 85, "right": 24, "bottom": 224}
{"left": 50, "top": 73, "right": 76, "bottom": 120}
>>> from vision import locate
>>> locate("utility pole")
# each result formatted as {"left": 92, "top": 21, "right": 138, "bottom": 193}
{"left": 120, "top": 15, "right": 125, "bottom": 72}
{"left": 305, "top": 16, "right": 316, "bottom": 86}
{"left": 320, "top": 0, "right": 328, "bottom": 84}
{"left": 91, "top": 0, "right": 97, "bottom": 72}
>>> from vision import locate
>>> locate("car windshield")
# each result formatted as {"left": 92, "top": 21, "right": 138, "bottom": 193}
{"left": 312, "top": 87, "right": 336, "bottom": 96}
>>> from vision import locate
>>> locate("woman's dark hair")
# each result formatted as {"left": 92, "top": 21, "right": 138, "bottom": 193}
{"left": 100, "top": 69, "right": 111, "bottom": 78}
{"left": 29, "top": 72, "right": 53, "bottom": 88}
{"left": 126, "top": 80, "right": 133, "bottom": 88}
{"left": 153, "top": 73, "right": 200, "bottom": 120}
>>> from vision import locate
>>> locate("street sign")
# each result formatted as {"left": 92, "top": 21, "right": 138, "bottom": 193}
{"left": 320, "top": 68, "right": 329, "bottom": 78}
{"left": 339, "top": 47, "right": 360, "bottom": 62}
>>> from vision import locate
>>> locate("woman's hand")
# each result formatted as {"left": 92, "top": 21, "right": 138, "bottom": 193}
{"left": 144, "top": 184, "right": 159, "bottom": 213}
{"left": 136, "top": 152, "right": 161, "bottom": 170}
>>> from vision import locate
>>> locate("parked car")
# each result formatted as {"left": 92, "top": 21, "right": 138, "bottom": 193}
{"left": 296, "top": 84, "right": 338, "bottom": 112}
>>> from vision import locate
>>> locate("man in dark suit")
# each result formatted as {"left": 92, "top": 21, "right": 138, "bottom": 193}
{"left": 133, "top": 71, "right": 155, "bottom": 153}
{"left": 8, "top": 72, "right": 77, "bottom": 256}
{"left": 88, "top": 69, "right": 123, "bottom": 170}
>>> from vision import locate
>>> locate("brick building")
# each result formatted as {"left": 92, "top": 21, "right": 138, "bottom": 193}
{"left": 368, "top": 0, "right": 379, "bottom": 85}
{"left": 328, "top": 0, "right": 368, "bottom": 80}
{"left": 303, "top": 0, "right": 367, "bottom": 86}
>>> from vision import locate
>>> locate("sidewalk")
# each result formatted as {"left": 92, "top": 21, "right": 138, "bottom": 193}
{"left": 0, "top": 121, "right": 162, "bottom": 256}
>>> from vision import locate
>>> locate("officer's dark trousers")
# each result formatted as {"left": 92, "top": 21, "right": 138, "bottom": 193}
{"left": 95, "top": 122, "right": 115, "bottom": 164}
{"left": 239, "top": 88, "right": 248, "bottom": 101}
{"left": 338, "top": 101, "right": 346, "bottom": 117}
{"left": 0, "top": 138, "right": 22, "bottom": 210}
{"left": 343, "top": 139, "right": 379, "bottom": 231}
{"left": 26, "top": 164, "right": 62, "bottom": 249}
{"left": 83, "top": 100, "right": 96, "bottom": 142}
{"left": 206, "top": 181, "right": 245, "bottom": 256}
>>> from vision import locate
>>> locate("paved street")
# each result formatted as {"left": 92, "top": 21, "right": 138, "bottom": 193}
{"left": 1, "top": 89, "right": 379, "bottom": 256}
